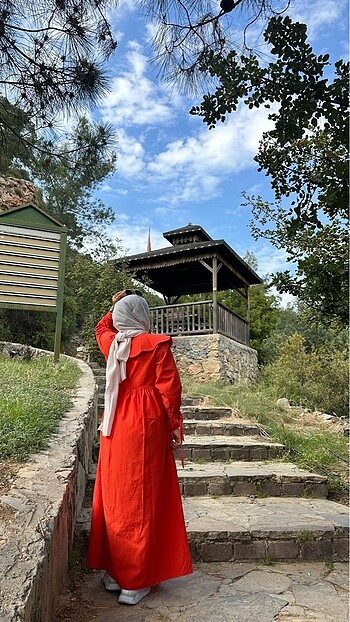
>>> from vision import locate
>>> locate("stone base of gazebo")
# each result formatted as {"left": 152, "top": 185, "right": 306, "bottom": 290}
{"left": 171, "top": 334, "right": 258, "bottom": 385}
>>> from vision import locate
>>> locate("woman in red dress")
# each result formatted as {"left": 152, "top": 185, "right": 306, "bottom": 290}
{"left": 87, "top": 290, "right": 192, "bottom": 605}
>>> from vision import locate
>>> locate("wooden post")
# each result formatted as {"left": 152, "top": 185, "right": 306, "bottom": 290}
{"left": 245, "top": 284, "right": 250, "bottom": 322}
{"left": 212, "top": 256, "right": 218, "bottom": 333}
{"left": 53, "top": 231, "right": 67, "bottom": 362}
{"left": 245, "top": 284, "right": 250, "bottom": 343}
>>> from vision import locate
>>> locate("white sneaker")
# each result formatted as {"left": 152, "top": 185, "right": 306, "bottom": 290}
{"left": 102, "top": 571, "right": 121, "bottom": 591}
{"left": 118, "top": 587, "right": 151, "bottom": 605}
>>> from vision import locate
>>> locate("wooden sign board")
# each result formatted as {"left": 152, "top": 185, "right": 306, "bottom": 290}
{"left": 0, "top": 204, "right": 67, "bottom": 361}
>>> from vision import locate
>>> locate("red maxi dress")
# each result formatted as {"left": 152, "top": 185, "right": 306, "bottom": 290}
{"left": 87, "top": 311, "right": 193, "bottom": 589}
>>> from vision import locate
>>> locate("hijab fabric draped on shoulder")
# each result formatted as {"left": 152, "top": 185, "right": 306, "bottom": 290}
{"left": 99, "top": 295, "right": 151, "bottom": 437}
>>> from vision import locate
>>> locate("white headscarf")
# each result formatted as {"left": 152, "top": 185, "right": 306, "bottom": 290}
{"left": 99, "top": 294, "right": 151, "bottom": 436}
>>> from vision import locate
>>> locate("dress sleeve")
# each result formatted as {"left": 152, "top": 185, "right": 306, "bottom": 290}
{"left": 95, "top": 311, "right": 117, "bottom": 360}
{"left": 154, "top": 341, "right": 183, "bottom": 431}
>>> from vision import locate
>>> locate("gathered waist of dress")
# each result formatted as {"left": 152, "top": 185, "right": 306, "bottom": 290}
{"left": 128, "top": 383, "right": 154, "bottom": 389}
{"left": 120, "top": 383, "right": 155, "bottom": 393}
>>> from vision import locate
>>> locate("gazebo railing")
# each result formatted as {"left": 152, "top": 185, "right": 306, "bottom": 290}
{"left": 150, "top": 300, "right": 249, "bottom": 345}
{"left": 217, "top": 302, "right": 250, "bottom": 345}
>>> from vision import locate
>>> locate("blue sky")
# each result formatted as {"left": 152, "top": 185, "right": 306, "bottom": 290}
{"left": 90, "top": 0, "right": 348, "bottom": 302}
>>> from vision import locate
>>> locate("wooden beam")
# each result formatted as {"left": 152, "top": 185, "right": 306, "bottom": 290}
{"left": 199, "top": 258, "right": 222, "bottom": 274}
{"left": 235, "top": 287, "right": 248, "bottom": 300}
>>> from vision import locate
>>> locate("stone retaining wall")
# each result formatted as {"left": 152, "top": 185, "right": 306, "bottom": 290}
{"left": 0, "top": 344, "right": 98, "bottom": 622}
{"left": 171, "top": 334, "right": 258, "bottom": 384}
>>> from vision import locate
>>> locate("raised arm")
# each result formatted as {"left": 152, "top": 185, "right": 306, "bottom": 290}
{"left": 95, "top": 290, "right": 126, "bottom": 359}
{"left": 95, "top": 311, "right": 117, "bottom": 360}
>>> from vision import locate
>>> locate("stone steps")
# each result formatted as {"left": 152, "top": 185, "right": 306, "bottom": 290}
{"left": 78, "top": 494, "right": 348, "bottom": 564}
{"left": 181, "top": 406, "right": 232, "bottom": 420}
{"left": 184, "top": 420, "right": 263, "bottom": 436}
{"left": 98, "top": 403, "right": 237, "bottom": 422}
{"left": 184, "top": 496, "right": 349, "bottom": 563}
{"left": 175, "top": 435, "right": 285, "bottom": 462}
{"left": 177, "top": 461, "right": 328, "bottom": 498}
{"left": 87, "top": 460, "right": 328, "bottom": 499}
{"left": 182, "top": 396, "right": 207, "bottom": 406}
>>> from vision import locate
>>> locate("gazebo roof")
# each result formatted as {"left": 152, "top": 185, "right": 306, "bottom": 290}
{"left": 118, "top": 224, "right": 262, "bottom": 298}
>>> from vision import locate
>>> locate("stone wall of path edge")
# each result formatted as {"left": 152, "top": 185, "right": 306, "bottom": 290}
{"left": 0, "top": 343, "right": 98, "bottom": 622}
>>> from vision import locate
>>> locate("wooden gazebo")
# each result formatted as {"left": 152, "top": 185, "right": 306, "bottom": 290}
{"left": 118, "top": 225, "right": 262, "bottom": 346}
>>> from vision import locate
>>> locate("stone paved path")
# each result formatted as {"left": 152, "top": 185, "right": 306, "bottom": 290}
{"left": 54, "top": 558, "right": 349, "bottom": 622}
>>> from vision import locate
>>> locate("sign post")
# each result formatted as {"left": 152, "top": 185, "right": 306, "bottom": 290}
{"left": 0, "top": 203, "right": 67, "bottom": 361}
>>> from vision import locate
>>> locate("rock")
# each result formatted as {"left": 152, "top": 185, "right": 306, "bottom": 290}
{"left": 277, "top": 398, "right": 290, "bottom": 411}
{"left": 318, "top": 413, "right": 337, "bottom": 422}
{"left": 0, "top": 342, "right": 45, "bottom": 360}
{"left": 0, "top": 176, "right": 42, "bottom": 212}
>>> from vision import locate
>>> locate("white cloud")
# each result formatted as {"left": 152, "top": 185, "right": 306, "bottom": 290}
{"left": 101, "top": 184, "right": 129, "bottom": 195}
{"left": 251, "top": 246, "right": 298, "bottom": 308}
{"left": 109, "top": 219, "right": 170, "bottom": 255}
{"left": 101, "top": 42, "right": 175, "bottom": 127}
{"left": 288, "top": 0, "right": 348, "bottom": 39}
{"left": 270, "top": 287, "right": 297, "bottom": 309}
{"left": 114, "top": 128, "right": 146, "bottom": 177}
{"left": 145, "top": 104, "right": 273, "bottom": 204}
{"left": 106, "top": 0, "right": 138, "bottom": 43}
{"left": 116, "top": 212, "right": 130, "bottom": 222}
{"left": 253, "top": 245, "right": 295, "bottom": 278}
{"left": 144, "top": 19, "right": 159, "bottom": 42}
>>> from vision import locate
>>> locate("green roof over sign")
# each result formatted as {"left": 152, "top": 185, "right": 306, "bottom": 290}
{"left": 0, "top": 203, "right": 66, "bottom": 232}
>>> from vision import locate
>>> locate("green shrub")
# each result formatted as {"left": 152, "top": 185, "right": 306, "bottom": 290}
{"left": 261, "top": 333, "right": 349, "bottom": 417}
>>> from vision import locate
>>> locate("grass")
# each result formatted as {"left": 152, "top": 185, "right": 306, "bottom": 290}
{"left": 0, "top": 353, "right": 82, "bottom": 461}
{"left": 182, "top": 377, "right": 349, "bottom": 500}
{"left": 263, "top": 556, "right": 275, "bottom": 566}
{"left": 297, "top": 531, "right": 316, "bottom": 542}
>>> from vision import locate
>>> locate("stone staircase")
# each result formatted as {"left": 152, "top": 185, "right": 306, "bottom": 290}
{"left": 86, "top": 367, "right": 349, "bottom": 564}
